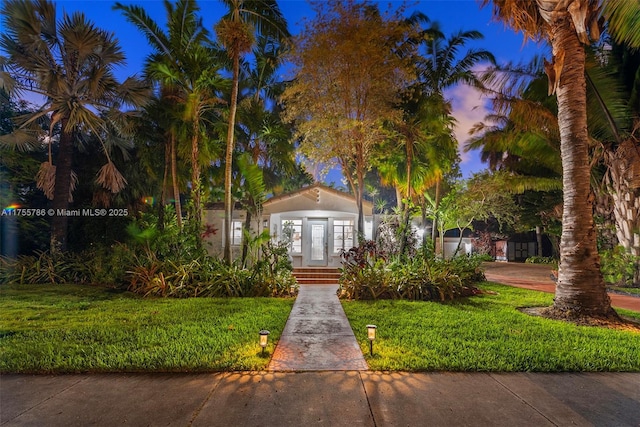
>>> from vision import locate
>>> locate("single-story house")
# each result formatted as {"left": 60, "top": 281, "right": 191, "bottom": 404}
{"left": 204, "top": 183, "right": 374, "bottom": 267}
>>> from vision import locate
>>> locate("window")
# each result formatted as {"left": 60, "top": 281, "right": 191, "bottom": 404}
{"left": 231, "top": 220, "right": 243, "bottom": 246}
{"left": 333, "top": 219, "right": 354, "bottom": 252}
{"left": 282, "top": 219, "right": 302, "bottom": 253}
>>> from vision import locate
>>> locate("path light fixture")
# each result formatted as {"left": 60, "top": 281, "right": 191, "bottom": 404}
{"left": 290, "top": 284, "right": 296, "bottom": 295}
{"left": 366, "top": 325, "right": 377, "bottom": 356}
{"left": 259, "top": 330, "right": 270, "bottom": 355}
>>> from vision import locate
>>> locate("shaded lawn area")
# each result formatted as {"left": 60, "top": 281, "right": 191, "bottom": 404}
{"left": 343, "top": 282, "right": 640, "bottom": 372}
{"left": 0, "top": 284, "right": 294, "bottom": 373}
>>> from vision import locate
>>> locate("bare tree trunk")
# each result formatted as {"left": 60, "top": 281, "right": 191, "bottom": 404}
{"left": 431, "top": 179, "right": 441, "bottom": 252}
{"left": 159, "top": 138, "right": 170, "bottom": 230}
{"left": 190, "top": 122, "right": 202, "bottom": 226}
{"left": 395, "top": 186, "right": 402, "bottom": 211}
{"left": 171, "top": 132, "right": 182, "bottom": 229}
{"left": 551, "top": 14, "right": 614, "bottom": 317}
{"left": 536, "top": 226, "right": 543, "bottom": 257}
{"left": 224, "top": 51, "right": 241, "bottom": 264}
{"left": 356, "top": 168, "right": 365, "bottom": 238}
{"left": 50, "top": 126, "right": 73, "bottom": 255}
{"left": 242, "top": 211, "right": 251, "bottom": 267}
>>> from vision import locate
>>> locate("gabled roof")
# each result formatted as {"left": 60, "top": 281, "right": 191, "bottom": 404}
{"left": 264, "top": 182, "right": 372, "bottom": 208}
{"left": 205, "top": 183, "right": 373, "bottom": 215}
{"left": 260, "top": 182, "right": 373, "bottom": 216}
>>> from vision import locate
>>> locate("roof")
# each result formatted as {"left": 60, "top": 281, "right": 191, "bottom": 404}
{"left": 264, "top": 183, "right": 373, "bottom": 209}
{"left": 204, "top": 183, "right": 373, "bottom": 215}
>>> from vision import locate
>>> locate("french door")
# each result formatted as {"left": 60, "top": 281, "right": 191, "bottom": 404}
{"left": 307, "top": 219, "right": 328, "bottom": 266}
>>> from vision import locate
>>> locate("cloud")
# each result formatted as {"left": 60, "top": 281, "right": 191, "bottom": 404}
{"left": 445, "top": 83, "right": 490, "bottom": 176}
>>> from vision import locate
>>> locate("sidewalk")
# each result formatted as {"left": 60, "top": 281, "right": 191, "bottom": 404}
{"left": 2, "top": 372, "right": 639, "bottom": 426}
{"left": 269, "top": 284, "right": 367, "bottom": 371}
{"left": 483, "top": 262, "right": 640, "bottom": 312}
{"left": 3, "top": 275, "right": 640, "bottom": 426}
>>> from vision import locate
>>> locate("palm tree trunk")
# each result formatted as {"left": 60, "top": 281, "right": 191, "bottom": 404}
{"left": 171, "top": 132, "right": 182, "bottom": 229}
{"left": 224, "top": 50, "right": 241, "bottom": 264}
{"left": 536, "top": 226, "right": 543, "bottom": 257}
{"left": 395, "top": 186, "right": 402, "bottom": 210}
{"left": 50, "top": 127, "right": 73, "bottom": 254}
{"left": 190, "top": 123, "right": 201, "bottom": 223}
{"left": 242, "top": 210, "right": 252, "bottom": 267}
{"left": 551, "top": 14, "right": 614, "bottom": 317}
{"left": 159, "top": 138, "right": 170, "bottom": 230}
{"left": 431, "top": 178, "right": 441, "bottom": 252}
{"left": 605, "top": 140, "right": 640, "bottom": 286}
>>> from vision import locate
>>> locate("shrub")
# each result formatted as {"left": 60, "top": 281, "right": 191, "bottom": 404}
{"left": 338, "top": 241, "right": 483, "bottom": 301}
{"left": 1, "top": 206, "right": 297, "bottom": 298}
{"left": 600, "top": 246, "right": 638, "bottom": 286}
{"left": 0, "top": 251, "right": 100, "bottom": 285}
{"left": 525, "top": 256, "right": 557, "bottom": 265}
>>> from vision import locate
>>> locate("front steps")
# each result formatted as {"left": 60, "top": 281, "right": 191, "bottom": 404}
{"left": 293, "top": 267, "right": 341, "bottom": 285}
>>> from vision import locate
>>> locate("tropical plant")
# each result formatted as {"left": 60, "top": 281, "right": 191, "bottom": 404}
{"left": 480, "top": 0, "right": 640, "bottom": 318}
{"left": 1, "top": 0, "right": 149, "bottom": 253}
{"left": 116, "top": 0, "right": 226, "bottom": 234}
{"left": 417, "top": 27, "right": 495, "bottom": 244}
{"left": 338, "top": 240, "right": 484, "bottom": 301}
{"left": 216, "top": 0, "right": 290, "bottom": 264}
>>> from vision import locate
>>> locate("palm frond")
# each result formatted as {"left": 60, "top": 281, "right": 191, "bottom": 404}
{"left": 503, "top": 175, "right": 562, "bottom": 194}
{"left": 0, "top": 129, "right": 42, "bottom": 152}
{"left": 35, "top": 161, "right": 56, "bottom": 200}
{"left": 604, "top": 0, "right": 640, "bottom": 49}
{"left": 113, "top": 2, "right": 172, "bottom": 56}
{"left": 96, "top": 161, "right": 128, "bottom": 193}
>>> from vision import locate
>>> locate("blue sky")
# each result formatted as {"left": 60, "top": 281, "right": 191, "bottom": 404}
{"left": 48, "top": 0, "right": 545, "bottom": 180}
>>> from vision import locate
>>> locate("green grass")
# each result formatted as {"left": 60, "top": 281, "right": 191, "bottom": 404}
{"left": 343, "top": 282, "right": 640, "bottom": 372}
{"left": 0, "top": 284, "right": 294, "bottom": 373}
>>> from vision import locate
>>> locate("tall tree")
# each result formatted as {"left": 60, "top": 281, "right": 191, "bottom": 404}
{"left": 1, "top": 0, "right": 148, "bottom": 253}
{"left": 216, "top": 0, "right": 289, "bottom": 263}
{"left": 115, "top": 0, "right": 224, "bottom": 231}
{"left": 417, "top": 27, "right": 495, "bottom": 245}
{"left": 282, "top": 0, "right": 415, "bottom": 236}
{"left": 481, "top": 0, "right": 640, "bottom": 318}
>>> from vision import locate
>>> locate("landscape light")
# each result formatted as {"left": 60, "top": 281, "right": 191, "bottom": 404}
{"left": 366, "top": 325, "right": 377, "bottom": 356}
{"left": 259, "top": 330, "right": 270, "bottom": 355}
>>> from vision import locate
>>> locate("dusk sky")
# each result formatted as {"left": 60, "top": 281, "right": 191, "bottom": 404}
{"left": 44, "top": 1, "right": 546, "bottom": 181}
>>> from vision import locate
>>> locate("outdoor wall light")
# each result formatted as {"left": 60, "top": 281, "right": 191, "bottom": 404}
{"left": 259, "top": 330, "right": 270, "bottom": 355}
{"left": 366, "top": 325, "right": 377, "bottom": 356}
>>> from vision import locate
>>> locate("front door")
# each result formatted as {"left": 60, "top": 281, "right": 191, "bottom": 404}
{"left": 308, "top": 219, "right": 328, "bottom": 266}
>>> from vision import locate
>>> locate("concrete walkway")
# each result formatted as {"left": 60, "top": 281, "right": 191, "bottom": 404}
{"left": 269, "top": 284, "right": 368, "bottom": 371}
{"left": 483, "top": 262, "right": 640, "bottom": 312}
{"left": 2, "top": 372, "right": 639, "bottom": 426}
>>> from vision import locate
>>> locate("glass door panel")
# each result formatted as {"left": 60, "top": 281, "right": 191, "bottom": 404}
{"left": 308, "top": 219, "right": 328, "bottom": 266}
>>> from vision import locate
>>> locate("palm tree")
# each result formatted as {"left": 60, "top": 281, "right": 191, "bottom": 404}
{"left": 586, "top": 43, "right": 640, "bottom": 285}
{"left": 1, "top": 0, "right": 148, "bottom": 253}
{"left": 481, "top": 0, "right": 640, "bottom": 318}
{"left": 215, "top": 0, "right": 289, "bottom": 264}
{"left": 115, "top": 0, "right": 224, "bottom": 230}
{"left": 236, "top": 36, "right": 295, "bottom": 187}
{"left": 415, "top": 26, "right": 495, "bottom": 245}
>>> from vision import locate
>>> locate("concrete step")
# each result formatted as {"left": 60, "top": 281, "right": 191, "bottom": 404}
{"left": 293, "top": 268, "right": 341, "bottom": 284}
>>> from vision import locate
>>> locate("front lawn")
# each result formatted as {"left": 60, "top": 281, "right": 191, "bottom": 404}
{"left": 343, "top": 282, "right": 640, "bottom": 372}
{"left": 0, "top": 284, "right": 293, "bottom": 373}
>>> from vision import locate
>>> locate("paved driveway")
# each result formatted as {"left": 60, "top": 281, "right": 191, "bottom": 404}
{"left": 483, "top": 262, "right": 640, "bottom": 312}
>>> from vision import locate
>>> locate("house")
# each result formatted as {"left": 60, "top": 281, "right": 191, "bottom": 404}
{"left": 204, "top": 183, "right": 374, "bottom": 267}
